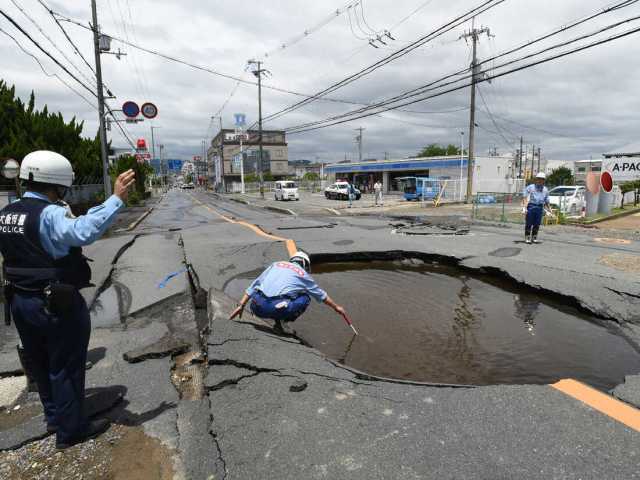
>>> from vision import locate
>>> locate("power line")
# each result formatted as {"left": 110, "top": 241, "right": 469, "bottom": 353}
{"left": 0, "top": 8, "right": 96, "bottom": 98}
{"left": 262, "top": 0, "right": 507, "bottom": 123}
{"left": 35, "top": 0, "right": 96, "bottom": 75}
{"left": 9, "top": 0, "right": 96, "bottom": 87}
{"left": 477, "top": 86, "right": 516, "bottom": 147}
{"left": 283, "top": 12, "right": 640, "bottom": 133}
{"left": 284, "top": 21, "right": 640, "bottom": 134}
{"left": 1, "top": 8, "right": 136, "bottom": 149}
{"left": 0, "top": 26, "right": 98, "bottom": 110}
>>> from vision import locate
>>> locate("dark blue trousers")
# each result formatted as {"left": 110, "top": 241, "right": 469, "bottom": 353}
{"left": 525, "top": 204, "right": 544, "bottom": 237}
{"left": 11, "top": 290, "right": 90, "bottom": 444}
{"left": 250, "top": 292, "right": 311, "bottom": 322}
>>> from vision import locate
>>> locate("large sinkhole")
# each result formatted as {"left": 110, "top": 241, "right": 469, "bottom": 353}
{"left": 225, "top": 259, "right": 640, "bottom": 390}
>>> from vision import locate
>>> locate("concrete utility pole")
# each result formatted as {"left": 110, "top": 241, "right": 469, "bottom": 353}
{"left": 248, "top": 60, "right": 267, "bottom": 198}
{"left": 537, "top": 147, "right": 541, "bottom": 172}
{"left": 460, "top": 18, "right": 492, "bottom": 203}
{"left": 355, "top": 127, "right": 365, "bottom": 162}
{"left": 91, "top": 0, "right": 111, "bottom": 198}
{"left": 518, "top": 136, "right": 524, "bottom": 178}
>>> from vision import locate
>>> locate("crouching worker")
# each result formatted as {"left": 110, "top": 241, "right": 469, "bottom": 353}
{"left": 229, "top": 251, "right": 348, "bottom": 333}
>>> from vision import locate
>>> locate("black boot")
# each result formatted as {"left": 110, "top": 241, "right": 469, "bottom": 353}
{"left": 56, "top": 419, "right": 111, "bottom": 450}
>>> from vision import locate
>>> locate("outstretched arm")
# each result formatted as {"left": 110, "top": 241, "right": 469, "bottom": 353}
{"left": 229, "top": 293, "right": 251, "bottom": 320}
{"left": 323, "top": 295, "right": 346, "bottom": 317}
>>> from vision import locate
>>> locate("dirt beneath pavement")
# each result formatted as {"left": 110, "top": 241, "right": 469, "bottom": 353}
{"left": 0, "top": 425, "right": 174, "bottom": 480}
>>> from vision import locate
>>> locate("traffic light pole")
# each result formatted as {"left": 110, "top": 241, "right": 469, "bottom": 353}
{"left": 91, "top": 0, "right": 112, "bottom": 198}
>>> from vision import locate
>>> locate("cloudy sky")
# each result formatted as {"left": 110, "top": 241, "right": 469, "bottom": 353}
{"left": 2, "top": 0, "right": 640, "bottom": 162}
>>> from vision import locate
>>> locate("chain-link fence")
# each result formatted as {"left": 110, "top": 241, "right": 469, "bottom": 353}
{"left": 472, "top": 192, "right": 527, "bottom": 224}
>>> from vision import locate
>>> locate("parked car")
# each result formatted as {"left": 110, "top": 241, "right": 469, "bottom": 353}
{"left": 181, "top": 182, "right": 195, "bottom": 190}
{"left": 324, "top": 182, "right": 361, "bottom": 200}
{"left": 548, "top": 186, "right": 585, "bottom": 215}
{"left": 274, "top": 180, "right": 299, "bottom": 201}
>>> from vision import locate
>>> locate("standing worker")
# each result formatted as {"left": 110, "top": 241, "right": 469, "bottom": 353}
{"left": 347, "top": 180, "right": 355, "bottom": 208}
{"left": 0, "top": 151, "right": 135, "bottom": 449}
{"left": 229, "top": 251, "right": 356, "bottom": 334}
{"left": 521, "top": 172, "right": 551, "bottom": 244}
{"left": 373, "top": 180, "right": 383, "bottom": 206}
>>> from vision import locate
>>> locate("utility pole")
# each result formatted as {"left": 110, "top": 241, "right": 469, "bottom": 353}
{"left": 91, "top": 0, "right": 111, "bottom": 198}
{"left": 248, "top": 60, "right": 268, "bottom": 198}
{"left": 460, "top": 18, "right": 492, "bottom": 203}
{"left": 355, "top": 127, "right": 365, "bottom": 162}
{"left": 537, "top": 147, "right": 541, "bottom": 172}
{"left": 518, "top": 136, "right": 524, "bottom": 178}
{"left": 531, "top": 144, "right": 536, "bottom": 176}
{"left": 150, "top": 126, "right": 160, "bottom": 184}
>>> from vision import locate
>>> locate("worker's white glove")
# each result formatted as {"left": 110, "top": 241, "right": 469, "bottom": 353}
{"left": 521, "top": 207, "right": 526, "bottom": 215}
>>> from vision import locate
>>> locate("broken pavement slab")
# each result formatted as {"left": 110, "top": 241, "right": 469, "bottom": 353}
{"left": 613, "top": 374, "right": 640, "bottom": 409}
{"left": 110, "top": 233, "right": 189, "bottom": 316}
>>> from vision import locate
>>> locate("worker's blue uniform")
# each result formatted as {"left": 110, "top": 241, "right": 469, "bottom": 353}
{"left": 246, "top": 261, "right": 327, "bottom": 322}
{"left": 0, "top": 191, "right": 123, "bottom": 445}
{"left": 523, "top": 184, "right": 549, "bottom": 238}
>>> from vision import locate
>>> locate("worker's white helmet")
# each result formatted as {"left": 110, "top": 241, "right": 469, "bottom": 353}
{"left": 19, "top": 150, "right": 74, "bottom": 187}
{"left": 535, "top": 172, "right": 546, "bottom": 180}
{"left": 290, "top": 251, "right": 311, "bottom": 272}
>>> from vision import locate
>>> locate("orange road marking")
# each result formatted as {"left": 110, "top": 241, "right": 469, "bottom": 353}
{"left": 189, "top": 194, "right": 298, "bottom": 256}
{"left": 551, "top": 379, "right": 640, "bottom": 432}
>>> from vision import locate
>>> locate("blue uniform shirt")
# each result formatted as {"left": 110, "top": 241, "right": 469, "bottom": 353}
{"left": 523, "top": 184, "right": 550, "bottom": 206}
{"left": 246, "top": 261, "right": 328, "bottom": 302}
{"left": 23, "top": 191, "right": 123, "bottom": 259}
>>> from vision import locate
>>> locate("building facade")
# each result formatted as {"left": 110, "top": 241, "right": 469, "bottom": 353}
{"left": 325, "top": 155, "right": 519, "bottom": 195}
{"left": 207, "top": 129, "right": 288, "bottom": 189}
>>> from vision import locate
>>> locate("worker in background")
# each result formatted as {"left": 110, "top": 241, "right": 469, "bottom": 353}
{"left": 0, "top": 151, "right": 135, "bottom": 450}
{"left": 347, "top": 181, "right": 356, "bottom": 208}
{"left": 229, "top": 251, "right": 350, "bottom": 333}
{"left": 374, "top": 180, "right": 383, "bottom": 206}
{"left": 521, "top": 172, "right": 551, "bottom": 244}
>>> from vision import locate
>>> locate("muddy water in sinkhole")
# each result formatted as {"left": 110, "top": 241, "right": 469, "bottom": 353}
{"left": 225, "top": 260, "right": 640, "bottom": 390}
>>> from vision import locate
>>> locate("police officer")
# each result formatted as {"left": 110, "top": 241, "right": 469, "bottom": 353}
{"left": 229, "top": 251, "right": 348, "bottom": 333}
{"left": 0, "top": 150, "right": 135, "bottom": 449}
{"left": 521, "top": 172, "right": 551, "bottom": 244}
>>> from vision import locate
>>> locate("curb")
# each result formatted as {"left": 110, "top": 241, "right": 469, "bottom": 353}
{"left": 572, "top": 207, "right": 640, "bottom": 225}
{"left": 264, "top": 205, "right": 297, "bottom": 216}
{"left": 323, "top": 208, "right": 341, "bottom": 216}
{"left": 229, "top": 197, "right": 250, "bottom": 206}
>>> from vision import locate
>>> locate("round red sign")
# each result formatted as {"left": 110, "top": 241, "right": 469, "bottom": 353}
{"left": 600, "top": 170, "right": 613, "bottom": 193}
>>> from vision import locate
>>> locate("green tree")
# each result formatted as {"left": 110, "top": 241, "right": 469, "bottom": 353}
{"left": 109, "top": 155, "right": 153, "bottom": 205}
{"left": 303, "top": 172, "right": 320, "bottom": 181}
{"left": 545, "top": 167, "right": 575, "bottom": 188}
{"left": 0, "top": 80, "right": 103, "bottom": 180}
{"left": 416, "top": 143, "right": 462, "bottom": 157}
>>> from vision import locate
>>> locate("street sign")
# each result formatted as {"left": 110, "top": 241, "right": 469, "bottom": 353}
{"left": 193, "top": 156, "right": 202, "bottom": 161}
{"left": 2, "top": 159, "right": 19, "bottom": 179}
{"left": 234, "top": 113, "right": 246, "bottom": 127}
{"left": 141, "top": 102, "right": 158, "bottom": 119}
{"left": 603, "top": 157, "right": 640, "bottom": 181}
{"left": 122, "top": 101, "right": 140, "bottom": 118}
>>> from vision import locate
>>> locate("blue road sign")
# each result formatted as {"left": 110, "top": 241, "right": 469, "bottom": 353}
{"left": 234, "top": 113, "right": 246, "bottom": 127}
{"left": 122, "top": 101, "right": 140, "bottom": 118}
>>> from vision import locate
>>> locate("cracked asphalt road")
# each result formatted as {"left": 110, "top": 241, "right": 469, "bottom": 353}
{"left": 2, "top": 189, "right": 639, "bottom": 479}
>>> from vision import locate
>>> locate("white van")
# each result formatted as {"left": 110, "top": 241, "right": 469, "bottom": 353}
{"left": 274, "top": 181, "right": 299, "bottom": 201}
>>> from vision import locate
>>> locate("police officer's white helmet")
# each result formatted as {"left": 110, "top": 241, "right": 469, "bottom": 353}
{"left": 290, "top": 251, "right": 311, "bottom": 272}
{"left": 19, "top": 150, "right": 74, "bottom": 187}
{"left": 535, "top": 172, "right": 546, "bottom": 180}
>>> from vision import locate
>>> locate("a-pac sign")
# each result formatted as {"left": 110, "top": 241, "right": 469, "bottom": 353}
{"left": 603, "top": 157, "right": 640, "bottom": 181}
{"left": 234, "top": 113, "right": 246, "bottom": 127}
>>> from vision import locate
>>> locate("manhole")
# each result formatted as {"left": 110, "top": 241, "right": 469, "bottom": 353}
{"left": 226, "top": 261, "right": 640, "bottom": 389}
{"left": 593, "top": 237, "right": 632, "bottom": 245}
